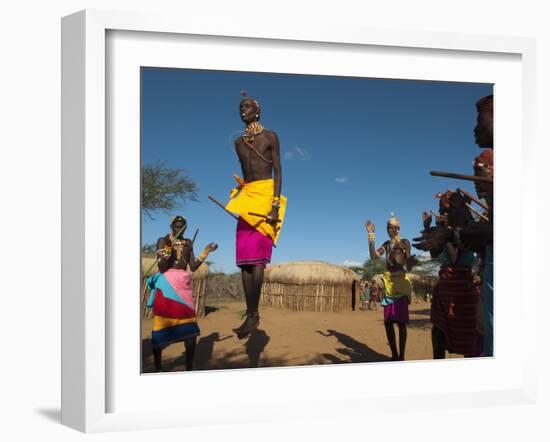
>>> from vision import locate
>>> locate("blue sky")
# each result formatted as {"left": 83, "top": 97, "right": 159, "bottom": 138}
{"left": 141, "top": 68, "right": 492, "bottom": 273}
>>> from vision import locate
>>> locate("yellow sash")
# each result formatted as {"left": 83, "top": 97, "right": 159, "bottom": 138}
{"left": 225, "top": 175, "right": 287, "bottom": 244}
{"left": 382, "top": 271, "right": 412, "bottom": 303}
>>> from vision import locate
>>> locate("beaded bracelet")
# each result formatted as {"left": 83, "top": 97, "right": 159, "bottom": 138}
{"left": 199, "top": 249, "right": 209, "bottom": 261}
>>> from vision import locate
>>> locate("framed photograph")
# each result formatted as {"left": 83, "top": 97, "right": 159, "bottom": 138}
{"left": 62, "top": 9, "right": 537, "bottom": 433}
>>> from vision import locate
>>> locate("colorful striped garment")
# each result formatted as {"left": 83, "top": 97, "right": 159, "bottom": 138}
{"left": 147, "top": 268, "right": 200, "bottom": 349}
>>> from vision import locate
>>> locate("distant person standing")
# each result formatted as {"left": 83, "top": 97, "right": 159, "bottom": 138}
{"left": 368, "top": 279, "right": 379, "bottom": 311}
{"left": 366, "top": 214, "right": 414, "bottom": 361}
{"left": 359, "top": 280, "right": 370, "bottom": 310}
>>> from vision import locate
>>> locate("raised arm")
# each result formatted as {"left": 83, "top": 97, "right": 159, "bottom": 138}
{"left": 365, "top": 220, "right": 384, "bottom": 259}
{"left": 188, "top": 242, "right": 218, "bottom": 272}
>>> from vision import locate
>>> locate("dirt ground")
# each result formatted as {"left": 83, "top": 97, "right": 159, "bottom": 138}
{"left": 141, "top": 299, "right": 461, "bottom": 373}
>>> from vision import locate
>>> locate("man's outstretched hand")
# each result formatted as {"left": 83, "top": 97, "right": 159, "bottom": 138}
{"left": 413, "top": 225, "right": 453, "bottom": 252}
{"left": 364, "top": 220, "right": 375, "bottom": 234}
{"left": 422, "top": 211, "right": 432, "bottom": 232}
{"left": 205, "top": 242, "right": 218, "bottom": 253}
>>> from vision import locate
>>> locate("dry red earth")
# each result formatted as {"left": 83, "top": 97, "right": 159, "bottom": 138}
{"left": 141, "top": 299, "right": 461, "bottom": 373}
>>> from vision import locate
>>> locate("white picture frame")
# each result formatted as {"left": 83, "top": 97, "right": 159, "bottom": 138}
{"left": 61, "top": 9, "right": 537, "bottom": 433}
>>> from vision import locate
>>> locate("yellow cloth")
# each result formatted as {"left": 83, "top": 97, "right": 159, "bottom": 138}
{"left": 153, "top": 315, "right": 197, "bottom": 332}
{"left": 225, "top": 175, "right": 287, "bottom": 244}
{"left": 382, "top": 271, "right": 412, "bottom": 303}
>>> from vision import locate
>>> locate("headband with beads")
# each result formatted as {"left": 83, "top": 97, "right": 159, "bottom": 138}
{"left": 387, "top": 212, "right": 400, "bottom": 228}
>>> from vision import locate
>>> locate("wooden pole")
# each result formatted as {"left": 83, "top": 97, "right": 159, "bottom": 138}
{"left": 430, "top": 171, "right": 493, "bottom": 183}
{"left": 141, "top": 278, "right": 149, "bottom": 318}
{"left": 457, "top": 188, "right": 489, "bottom": 210}
{"left": 466, "top": 202, "right": 489, "bottom": 222}
{"left": 208, "top": 195, "right": 239, "bottom": 220}
{"left": 208, "top": 195, "right": 277, "bottom": 248}
{"left": 191, "top": 228, "right": 199, "bottom": 245}
{"left": 143, "top": 223, "right": 188, "bottom": 277}
{"left": 248, "top": 212, "right": 282, "bottom": 223}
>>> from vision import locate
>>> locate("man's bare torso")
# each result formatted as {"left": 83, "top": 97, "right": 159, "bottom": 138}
{"left": 235, "top": 130, "right": 277, "bottom": 182}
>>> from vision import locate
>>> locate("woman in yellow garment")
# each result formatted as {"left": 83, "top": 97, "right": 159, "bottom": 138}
{"left": 225, "top": 92, "right": 287, "bottom": 340}
{"left": 365, "top": 215, "right": 413, "bottom": 361}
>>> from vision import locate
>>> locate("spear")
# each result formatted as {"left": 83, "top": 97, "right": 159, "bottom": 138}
{"left": 142, "top": 223, "right": 188, "bottom": 277}
{"left": 208, "top": 195, "right": 277, "bottom": 248}
{"left": 208, "top": 195, "right": 239, "bottom": 220}
{"left": 248, "top": 212, "right": 282, "bottom": 223}
{"left": 465, "top": 202, "right": 490, "bottom": 222}
{"left": 191, "top": 228, "right": 199, "bottom": 245}
{"left": 457, "top": 188, "right": 489, "bottom": 210}
{"left": 430, "top": 171, "right": 493, "bottom": 184}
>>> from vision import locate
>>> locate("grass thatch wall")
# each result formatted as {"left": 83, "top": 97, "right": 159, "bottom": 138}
{"left": 141, "top": 255, "right": 209, "bottom": 317}
{"left": 261, "top": 261, "right": 360, "bottom": 312}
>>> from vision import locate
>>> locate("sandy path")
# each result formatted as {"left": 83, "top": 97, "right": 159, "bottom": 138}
{"left": 141, "top": 299, "right": 460, "bottom": 373}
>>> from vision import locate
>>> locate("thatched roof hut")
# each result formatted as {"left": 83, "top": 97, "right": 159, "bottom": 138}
{"left": 141, "top": 255, "right": 210, "bottom": 317}
{"left": 406, "top": 273, "right": 437, "bottom": 298}
{"left": 261, "top": 261, "right": 360, "bottom": 312}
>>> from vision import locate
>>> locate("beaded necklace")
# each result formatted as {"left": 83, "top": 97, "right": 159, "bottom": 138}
{"left": 241, "top": 121, "right": 273, "bottom": 164}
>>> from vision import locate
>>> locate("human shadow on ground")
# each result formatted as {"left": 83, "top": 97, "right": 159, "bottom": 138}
{"left": 316, "top": 329, "right": 391, "bottom": 363}
{"left": 142, "top": 328, "right": 285, "bottom": 372}
{"left": 199, "top": 328, "right": 274, "bottom": 370}
{"left": 204, "top": 306, "right": 220, "bottom": 317}
{"left": 141, "top": 337, "right": 188, "bottom": 373}
{"left": 407, "top": 317, "right": 432, "bottom": 330}
{"left": 407, "top": 307, "right": 432, "bottom": 330}
{"left": 412, "top": 308, "right": 431, "bottom": 317}
{"left": 141, "top": 337, "right": 154, "bottom": 373}
{"left": 194, "top": 332, "right": 232, "bottom": 369}
{"left": 244, "top": 329, "right": 270, "bottom": 368}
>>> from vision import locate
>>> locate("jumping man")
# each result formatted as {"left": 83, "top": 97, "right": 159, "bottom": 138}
{"left": 225, "top": 92, "right": 287, "bottom": 339}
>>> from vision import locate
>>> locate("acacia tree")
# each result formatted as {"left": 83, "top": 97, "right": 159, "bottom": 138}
{"left": 362, "top": 257, "right": 386, "bottom": 280}
{"left": 141, "top": 161, "right": 198, "bottom": 219}
{"left": 141, "top": 243, "right": 156, "bottom": 254}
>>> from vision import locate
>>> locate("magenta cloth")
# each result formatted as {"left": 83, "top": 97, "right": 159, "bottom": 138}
{"left": 383, "top": 296, "right": 410, "bottom": 324}
{"left": 236, "top": 217, "right": 273, "bottom": 267}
